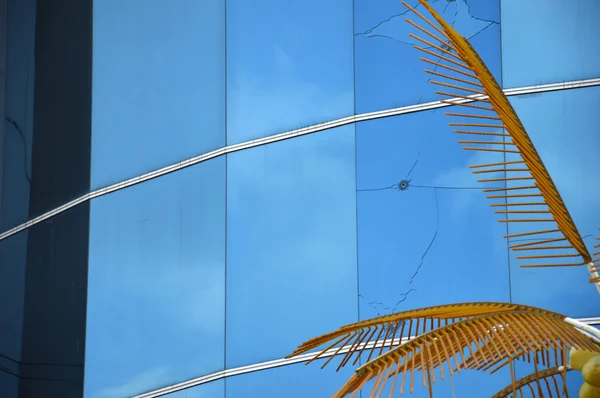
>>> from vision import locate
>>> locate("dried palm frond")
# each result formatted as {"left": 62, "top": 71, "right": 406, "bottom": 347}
{"left": 492, "top": 366, "right": 571, "bottom": 398}
{"left": 331, "top": 311, "right": 597, "bottom": 398}
{"left": 589, "top": 228, "right": 600, "bottom": 284}
{"left": 401, "top": 0, "right": 597, "bottom": 289}
{"left": 286, "top": 302, "right": 563, "bottom": 370}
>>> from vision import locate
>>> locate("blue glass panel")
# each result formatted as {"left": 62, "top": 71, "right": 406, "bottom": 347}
{"left": 164, "top": 379, "right": 224, "bottom": 398}
{"left": 91, "top": 0, "right": 226, "bottom": 189}
{"left": 356, "top": 109, "right": 510, "bottom": 320}
{"left": 567, "top": 370, "right": 585, "bottom": 396}
{"left": 84, "top": 158, "right": 226, "bottom": 397}
{"left": 354, "top": 0, "right": 501, "bottom": 113}
{"left": 507, "top": 87, "right": 600, "bottom": 317}
{"left": 225, "top": 361, "right": 510, "bottom": 397}
{"left": 226, "top": 0, "right": 354, "bottom": 145}
{"left": 501, "top": 0, "right": 600, "bottom": 88}
{"left": 359, "top": 365, "right": 511, "bottom": 397}
{"left": 225, "top": 362, "right": 355, "bottom": 397}
{"left": 226, "top": 125, "right": 358, "bottom": 367}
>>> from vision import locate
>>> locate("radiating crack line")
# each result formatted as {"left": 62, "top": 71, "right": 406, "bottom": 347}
{"left": 409, "top": 187, "right": 439, "bottom": 285}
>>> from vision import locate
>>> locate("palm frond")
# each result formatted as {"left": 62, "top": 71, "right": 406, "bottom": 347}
{"left": 401, "top": 0, "right": 593, "bottom": 278}
{"left": 286, "top": 302, "right": 563, "bottom": 370}
{"left": 589, "top": 228, "right": 600, "bottom": 284}
{"left": 332, "top": 311, "right": 597, "bottom": 397}
{"left": 492, "top": 366, "right": 571, "bottom": 398}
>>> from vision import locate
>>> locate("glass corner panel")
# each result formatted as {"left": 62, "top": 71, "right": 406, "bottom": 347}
{"left": 84, "top": 158, "right": 226, "bottom": 397}
{"left": 225, "top": 125, "right": 358, "bottom": 367}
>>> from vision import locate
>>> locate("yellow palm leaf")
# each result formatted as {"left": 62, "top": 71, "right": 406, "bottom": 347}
{"left": 590, "top": 228, "right": 600, "bottom": 284}
{"left": 332, "top": 311, "right": 597, "bottom": 398}
{"left": 491, "top": 366, "right": 570, "bottom": 398}
{"left": 401, "top": 0, "right": 596, "bottom": 287}
{"left": 286, "top": 302, "right": 562, "bottom": 370}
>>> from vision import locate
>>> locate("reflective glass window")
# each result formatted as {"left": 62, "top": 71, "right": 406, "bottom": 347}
{"left": 501, "top": 0, "right": 600, "bottom": 88}
{"left": 226, "top": 0, "right": 354, "bottom": 144}
{"left": 164, "top": 379, "right": 224, "bottom": 398}
{"left": 225, "top": 361, "right": 510, "bottom": 397}
{"left": 226, "top": 125, "right": 358, "bottom": 367}
{"left": 0, "top": 0, "right": 36, "bottom": 351}
{"left": 91, "top": 0, "right": 226, "bottom": 189}
{"left": 354, "top": 0, "right": 501, "bottom": 113}
{"left": 0, "top": 229, "right": 27, "bottom": 363}
{"left": 507, "top": 87, "right": 600, "bottom": 317}
{"left": 84, "top": 158, "right": 226, "bottom": 397}
{"left": 0, "top": 372, "right": 18, "bottom": 397}
{"left": 1, "top": 202, "right": 89, "bottom": 394}
{"left": 0, "top": 0, "right": 6, "bottom": 217}
{"left": 1, "top": 0, "right": 36, "bottom": 230}
{"left": 225, "top": 362, "right": 354, "bottom": 398}
{"left": 356, "top": 109, "right": 511, "bottom": 322}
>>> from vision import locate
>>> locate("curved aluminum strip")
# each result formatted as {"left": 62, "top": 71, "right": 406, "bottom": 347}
{"left": 0, "top": 77, "right": 598, "bottom": 243}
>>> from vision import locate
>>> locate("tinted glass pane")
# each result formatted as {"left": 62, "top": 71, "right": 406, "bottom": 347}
{"left": 91, "top": 0, "right": 226, "bottom": 189}
{"left": 356, "top": 110, "right": 510, "bottom": 321}
{"left": 84, "top": 158, "right": 226, "bottom": 397}
{"left": 0, "top": 372, "right": 18, "bottom": 397}
{"left": 1, "top": 201, "right": 88, "bottom": 395}
{"left": 507, "top": 87, "right": 600, "bottom": 317}
{"left": 0, "top": 0, "right": 35, "bottom": 362}
{"left": 0, "top": 0, "right": 6, "bottom": 220}
{"left": 1, "top": 0, "right": 35, "bottom": 230}
{"left": 226, "top": 0, "right": 354, "bottom": 145}
{"left": 501, "top": 0, "right": 600, "bottom": 88}
{"left": 226, "top": 125, "right": 358, "bottom": 367}
{"left": 0, "top": 229, "right": 27, "bottom": 363}
{"left": 354, "top": 0, "right": 501, "bottom": 113}
{"left": 164, "top": 379, "right": 223, "bottom": 398}
{"left": 225, "top": 362, "right": 354, "bottom": 398}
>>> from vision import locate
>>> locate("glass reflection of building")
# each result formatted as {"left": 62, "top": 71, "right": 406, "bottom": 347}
{"left": 0, "top": 0, "right": 598, "bottom": 397}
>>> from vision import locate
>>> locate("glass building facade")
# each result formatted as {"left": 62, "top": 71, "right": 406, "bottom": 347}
{"left": 0, "top": 0, "right": 599, "bottom": 397}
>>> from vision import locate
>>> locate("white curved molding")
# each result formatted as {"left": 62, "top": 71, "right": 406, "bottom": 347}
{"left": 587, "top": 261, "right": 600, "bottom": 295}
{"left": 133, "top": 316, "right": 600, "bottom": 398}
{"left": 1, "top": 77, "right": 599, "bottom": 242}
{"left": 565, "top": 316, "right": 600, "bottom": 344}
{"left": 133, "top": 335, "right": 414, "bottom": 398}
